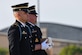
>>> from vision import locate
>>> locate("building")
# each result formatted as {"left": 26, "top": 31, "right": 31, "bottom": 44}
{"left": 0, "top": 22, "right": 82, "bottom": 55}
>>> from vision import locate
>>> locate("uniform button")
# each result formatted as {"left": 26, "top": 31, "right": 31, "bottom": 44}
{"left": 32, "top": 49, "right": 34, "bottom": 51}
{"left": 35, "top": 34, "right": 37, "bottom": 36}
{"left": 30, "top": 41, "right": 32, "bottom": 43}
{"left": 31, "top": 45, "right": 33, "bottom": 47}
{"left": 29, "top": 36, "right": 31, "bottom": 38}
{"left": 25, "top": 37, "right": 27, "bottom": 39}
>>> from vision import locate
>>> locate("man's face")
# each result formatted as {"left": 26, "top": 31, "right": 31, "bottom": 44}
{"left": 19, "top": 11, "right": 29, "bottom": 22}
{"left": 28, "top": 14, "right": 37, "bottom": 24}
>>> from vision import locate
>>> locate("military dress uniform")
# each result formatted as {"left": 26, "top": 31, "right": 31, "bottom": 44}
{"left": 26, "top": 22, "right": 42, "bottom": 44}
{"left": 8, "top": 20, "right": 35, "bottom": 55}
{"left": 27, "top": 5, "right": 47, "bottom": 55}
{"left": 8, "top": 3, "right": 34, "bottom": 55}
{"left": 26, "top": 22, "right": 47, "bottom": 55}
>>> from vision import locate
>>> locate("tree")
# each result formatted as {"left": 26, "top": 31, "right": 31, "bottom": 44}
{"left": 0, "top": 48, "right": 8, "bottom": 55}
{"left": 59, "top": 45, "right": 82, "bottom": 55}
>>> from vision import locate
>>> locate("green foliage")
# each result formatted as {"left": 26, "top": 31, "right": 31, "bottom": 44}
{"left": 0, "top": 48, "right": 8, "bottom": 55}
{"left": 59, "top": 45, "right": 82, "bottom": 55}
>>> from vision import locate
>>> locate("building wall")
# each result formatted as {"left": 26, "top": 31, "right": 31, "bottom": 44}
{"left": 40, "top": 23, "right": 82, "bottom": 41}
{"left": 0, "top": 35, "right": 9, "bottom": 48}
{"left": 41, "top": 28, "right": 47, "bottom": 38}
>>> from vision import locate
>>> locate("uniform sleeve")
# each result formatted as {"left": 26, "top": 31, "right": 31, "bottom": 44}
{"left": 39, "top": 28, "right": 42, "bottom": 39}
{"left": 8, "top": 26, "right": 20, "bottom": 55}
{"left": 37, "top": 27, "right": 42, "bottom": 39}
{"left": 36, "top": 27, "right": 42, "bottom": 44}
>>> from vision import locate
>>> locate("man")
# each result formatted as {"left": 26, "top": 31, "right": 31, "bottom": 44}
{"left": 27, "top": 5, "right": 54, "bottom": 55}
{"left": 26, "top": 5, "right": 48, "bottom": 55}
{"left": 8, "top": 3, "right": 34, "bottom": 55}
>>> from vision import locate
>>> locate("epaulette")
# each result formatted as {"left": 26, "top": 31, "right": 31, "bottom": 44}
{"left": 11, "top": 22, "right": 19, "bottom": 27}
{"left": 11, "top": 22, "right": 23, "bottom": 41}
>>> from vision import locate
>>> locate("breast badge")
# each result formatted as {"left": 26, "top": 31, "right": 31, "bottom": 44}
{"left": 22, "top": 31, "right": 27, "bottom": 34}
{"left": 35, "top": 38, "right": 39, "bottom": 42}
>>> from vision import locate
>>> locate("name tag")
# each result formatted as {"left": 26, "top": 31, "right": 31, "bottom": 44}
{"left": 32, "top": 30, "right": 37, "bottom": 33}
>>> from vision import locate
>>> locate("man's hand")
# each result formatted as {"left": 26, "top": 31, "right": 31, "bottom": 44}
{"left": 41, "top": 37, "right": 54, "bottom": 50}
{"left": 41, "top": 39, "right": 49, "bottom": 50}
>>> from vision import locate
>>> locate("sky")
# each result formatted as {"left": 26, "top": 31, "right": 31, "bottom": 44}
{"left": 0, "top": 0, "right": 82, "bottom": 30}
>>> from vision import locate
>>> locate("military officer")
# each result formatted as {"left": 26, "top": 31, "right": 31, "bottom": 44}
{"left": 27, "top": 5, "right": 55, "bottom": 55}
{"left": 8, "top": 3, "right": 34, "bottom": 55}
{"left": 26, "top": 5, "right": 48, "bottom": 55}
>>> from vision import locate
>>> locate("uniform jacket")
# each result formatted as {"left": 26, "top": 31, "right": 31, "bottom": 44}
{"left": 26, "top": 22, "right": 42, "bottom": 45}
{"left": 8, "top": 20, "right": 34, "bottom": 55}
{"left": 26, "top": 22, "right": 48, "bottom": 55}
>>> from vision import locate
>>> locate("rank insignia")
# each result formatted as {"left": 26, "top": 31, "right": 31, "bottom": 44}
{"left": 22, "top": 31, "right": 27, "bottom": 34}
{"left": 35, "top": 38, "right": 39, "bottom": 42}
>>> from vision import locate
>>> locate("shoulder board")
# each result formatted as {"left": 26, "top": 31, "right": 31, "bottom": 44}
{"left": 12, "top": 22, "right": 19, "bottom": 27}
